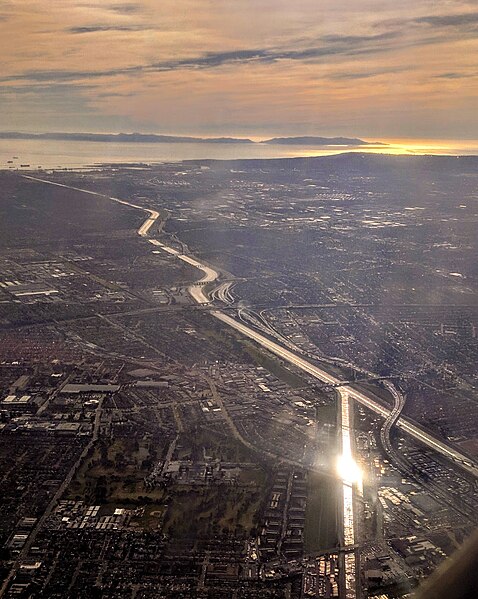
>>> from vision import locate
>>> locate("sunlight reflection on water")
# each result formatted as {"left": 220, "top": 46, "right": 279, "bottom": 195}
{"left": 1, "top": 138, "right": 477, "bottom": 170}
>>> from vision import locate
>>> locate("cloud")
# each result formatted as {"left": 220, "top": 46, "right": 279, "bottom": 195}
{"left": 109, "top": 3, "right": 141, "bottom": 14}
{"left": 434, "top": 71, "right": 476, "bottom": 79}
{"left": 146, "top": 31, "right": 401, "bottom": 69}
{"left": 0, "top": 31, "right": 403, "bottom": 85}
{"left": 0, "top": 68, "right": 139, "bottom": 83}
{"left": 415, "top": 12, "right": 478, "bottom": 28}
{"left": 68, "top": 25, "right": 144, "bottom": 33}
{"left": 77, "top": 2, "right": 141, "bottom": 14}
{"left": 330, "top": 66, "right": 411, "bottom": 80}
{"left": 1, "top": 82, "right": 97, "bottom": 95}
{"left": 379, "top": 10, "right": 478, "bottom": 32}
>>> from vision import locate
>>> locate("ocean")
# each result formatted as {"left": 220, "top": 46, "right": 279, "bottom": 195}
{"left": 1, "top": 137, "right": 477, "bottom": 170}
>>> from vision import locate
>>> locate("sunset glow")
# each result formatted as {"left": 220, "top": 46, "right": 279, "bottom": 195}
{"left": 1, "top": 1, "right": 477, "bottom": 141}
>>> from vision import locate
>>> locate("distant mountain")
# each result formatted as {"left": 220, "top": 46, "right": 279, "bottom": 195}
{"left": 0, "top": 131, "right": 385, "bottom": 146}
{"left": 0, "top": 132, "right": 255, "bottom": 144}
{"left": 262, "top": 136, "right": 382, "bottom": 145}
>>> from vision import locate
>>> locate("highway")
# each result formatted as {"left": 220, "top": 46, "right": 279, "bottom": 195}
{"left": 148, "top": 239, "right": 219, "bottom": 303}
{"left": 21, "top": 176, "right": 216, "bottom": 302}
{"left": 211, "top": 311, "right": 478, "bottom": 479}
{"left": 378, "top": 382, "right": 476, "bottom": 520}
{"left": 210, "top": 280, "right": 235, "bottom": 304}
{"left": 379, "top": 380, "right": 406, "bottom": 459}
{"left": 22, "top": 175, "right": 160, "bottom": 237}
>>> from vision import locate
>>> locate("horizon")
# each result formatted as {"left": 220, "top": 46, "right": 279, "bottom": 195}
{"left": 2, "top": 129, "right": 478, "bottom": 144}
{"left": 2, "top": 130, "right": 478, "bottom": 162}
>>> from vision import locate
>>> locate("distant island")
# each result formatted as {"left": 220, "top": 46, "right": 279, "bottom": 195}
{"left": 0, "top": 131, "right": 381, "bottom": 146}
{"left": 261, "top": 136, "right": 382, "bottom": 146}
{"left": 0, "top": 132, "right": 254, "bottom": 144}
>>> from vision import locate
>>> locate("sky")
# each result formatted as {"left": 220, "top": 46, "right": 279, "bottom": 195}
{"left": 0, "top": 0, "right": 477, "bottom": 139}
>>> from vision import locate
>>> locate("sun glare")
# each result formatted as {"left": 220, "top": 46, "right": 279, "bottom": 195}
{"left": 337, "top": 454, "right": 363, "bottom": 486}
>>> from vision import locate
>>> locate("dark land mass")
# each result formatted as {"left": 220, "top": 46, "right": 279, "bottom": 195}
{"left": 261, "top": 135, "right": 379, "bottom": 145}
{"left": 0, "top": 131, "right": 255, "bottom": 144}
{"left": 0, "top": 131, "right": 375, "bottom": 146}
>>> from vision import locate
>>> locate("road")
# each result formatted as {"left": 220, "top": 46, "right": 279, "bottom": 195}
{"left": 211, "top": 311, "right": 478, "bottom": 479}
{"left": 210, "top": 280, "right": 235, "bottom": 304}
{"left": 207, "top": 376, "right": 326, "bottom": 473}
{"left": 21, "top": 176, "right": 219, "bottom": 303}
{"left": 148, "top": 239, "right": 219, "bottom": 303}
{"left": 379, "top": 380, "right": 405, "bottom": 459}
{"left": 378, "top": 383, "right": 476, "bottom": 521}
{"left": 0, "top": 399, "right": 104, "bottom": 597}
{"left": 22, "top": 175, "right": 160, "bottom": 237}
